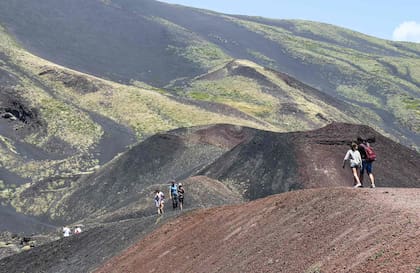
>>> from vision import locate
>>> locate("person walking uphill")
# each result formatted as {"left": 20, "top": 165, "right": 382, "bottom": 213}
{"left": 357, "top": 137, "right": 376, "bottom": 188}
{"left": 343, "top": 142, "right": 363, "bottom": 188}
{"left": 169, "top": 180, "right": 178, "bottom": 209}
{"left": 154, "top": 190, "right": 165, "bottom": 215}
{"left": 178, "top": 183, "right": 185, "bottom": 210}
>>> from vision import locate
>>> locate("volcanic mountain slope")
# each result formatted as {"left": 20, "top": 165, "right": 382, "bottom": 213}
{"left": 1, "top": 123, "right": 419, "bottom": 271}
{"left": 95, "top": 187, "right": 420, "bottom": 273}
{"left": 0, "top": 23, "right": 271, "bottom": 185}
{"left": 0, "top": 0, "right": 418, "bottom": 148}
{"left": 16, "top": 123, "right": 418, "bottom": 225}
{"left": 0, "top": 24, "right": 279, "bottom": 231}
{"left": 0, "top": 16, "right": 381, "bottom": 227}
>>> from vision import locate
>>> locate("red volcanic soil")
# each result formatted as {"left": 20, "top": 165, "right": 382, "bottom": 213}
{"left": 96, "top": 187, "right": 420, "bottom": 273}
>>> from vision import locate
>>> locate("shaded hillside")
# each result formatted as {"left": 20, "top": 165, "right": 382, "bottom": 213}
{"left": 0, "top": 176, "right": 245, "bottom": 273}
{"left": 95, "top": 187, "right": 420, "bottom": 273}
{"left": 0, "top": 0, "right": 418, "bottom": 148}
{"left": 15, "top": 123, "right": 418, "bottom": 225}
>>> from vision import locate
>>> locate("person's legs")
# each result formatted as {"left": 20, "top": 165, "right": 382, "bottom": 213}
{"left": 359, "top": 161, "right": 366, "bottom": 186}
{"left": 160, "top": 202, "right": 164, "bottom": 214}
{"left": 179, "top": 198, "right": 183, "bottom": 210}
{"left": 156, "top": 200, "right": 161, "bottom": 215}
{"left": 352, "top": 167, "right": 362, "bottom": 187}
{"left": 365, "top": 162, "right": 375, "bottom": 187}
{"left": 172, "top": 196, "right": 178, "bottom": 209}
{"left": 369, "top": 173, "right": 375, "bottom": 187}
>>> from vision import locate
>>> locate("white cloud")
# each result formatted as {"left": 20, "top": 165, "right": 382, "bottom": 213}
{"left": 392, "top": 21, "right": 420, "bottom": 43}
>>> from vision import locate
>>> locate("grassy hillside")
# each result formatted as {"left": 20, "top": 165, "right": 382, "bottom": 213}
{"left": 0, "top": 26, "right": 272, "bottom": 219}
{"left": 228, "top": 17, "right": 420, "bottom": 138}
{"left": 179, "top": 59, "right": 369, "bottom": 132}
{"left": 0, "top": 0, "right": 417, "bottom": 149}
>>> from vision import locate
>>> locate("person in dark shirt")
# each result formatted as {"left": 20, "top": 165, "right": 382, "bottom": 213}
{"left": 357, "top": 137, "right": 376, "bottom": 188}
{"left": 178, "top": 183, "right": 185, "bottom": 210}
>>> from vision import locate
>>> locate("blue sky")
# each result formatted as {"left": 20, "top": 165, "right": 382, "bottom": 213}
{"left": 159, "top": 0, "right": 420, "bottom": 42}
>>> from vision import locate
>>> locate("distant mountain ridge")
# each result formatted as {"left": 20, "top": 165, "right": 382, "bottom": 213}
{"left": 0, "top": 0, "right": 418, "bottom": 150}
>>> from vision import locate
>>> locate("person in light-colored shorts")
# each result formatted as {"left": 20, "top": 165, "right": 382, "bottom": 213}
{"left": 154, "top": 190, "right": 165, "bottom": 215}
{"left": 342, "top": 142, "right": 363, "bottom": 188}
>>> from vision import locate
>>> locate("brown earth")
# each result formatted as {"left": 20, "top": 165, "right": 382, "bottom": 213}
{"left": 96, "top": 187, "right": 420, "bottom": 273}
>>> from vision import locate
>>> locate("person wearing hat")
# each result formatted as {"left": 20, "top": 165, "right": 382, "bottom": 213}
{"left": 178, "top": 183, "right": 185, "bottom": 210}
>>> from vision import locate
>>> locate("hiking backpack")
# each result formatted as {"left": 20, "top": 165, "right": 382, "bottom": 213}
{"left": 364, "top": 145, "right": 376, "bottom": 161}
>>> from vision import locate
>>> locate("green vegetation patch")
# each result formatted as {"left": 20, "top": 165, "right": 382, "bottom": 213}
{"left": 187, "top": 75, "right": 278, "bottom": 117}
{"left": 402, "top": 96, "right": 420, "bottom": 110}
{"left": 37, "top": 98, "right": 102, "bottom": 152}
{"left": 150, "top": 16, "right": 231, "bottom": 68}
{"left": 336, "top": 85, "right": 381, "bottom": 106}
{"left": 246, "top": 49, "right": 276, "bottom": 68}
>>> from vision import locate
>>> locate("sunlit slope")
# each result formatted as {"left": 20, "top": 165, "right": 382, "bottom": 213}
{"left": 228, "top": 17, "right": 420, "bottom": 140}
{"left": 179, "top": 59, "right": 365, "bottom": 132}
{"left": 0, "top": 0, "right": 417, "bottom": 148}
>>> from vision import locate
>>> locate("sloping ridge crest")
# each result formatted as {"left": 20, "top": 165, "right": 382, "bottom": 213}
{"left": 96, "top": 187, "right": 420, "bottom": 273}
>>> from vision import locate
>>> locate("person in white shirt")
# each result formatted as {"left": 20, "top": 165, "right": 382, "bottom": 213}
{"left": 342, "top": 142, "right": 363, "bottom": 188}
{"left": 154, "top": 190, "right": 165, "bottom": 215}
{"left": 63, "top": 226, "right": 71, "bottom": 237}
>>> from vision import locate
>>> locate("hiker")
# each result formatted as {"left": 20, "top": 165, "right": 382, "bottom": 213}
{"left": 20, "top": 236, "right": 31, "bottom": 245}
{"left": 342, "top": 142, "right": 363, "bottom": 188}
{"left": 154, "top": 190, "right": 165, "bottom": 215}
{"left": 357, "top": 137, "right": 376, "bottom": 188}
{"left": 169, "top": 180, "right": 178, "bottom": 209}
{"left": 74, "top": 226, "right": 82, "bottom": 234}
{"left": 63, "top": 226, "right": 71, "bottom": 237}
{"left": 178, "top": 183, "right": 185, "bottom": 210}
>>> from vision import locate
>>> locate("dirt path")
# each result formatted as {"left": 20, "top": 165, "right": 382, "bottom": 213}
{"left": 95, "top": 187, "right": 420, "bottom": 273}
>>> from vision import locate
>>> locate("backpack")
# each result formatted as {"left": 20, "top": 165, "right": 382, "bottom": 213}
{"left": 364, "top": 145, "right": 376, "bottom": 161}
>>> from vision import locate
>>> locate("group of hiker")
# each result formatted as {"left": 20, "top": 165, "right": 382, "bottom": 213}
{"left": 62, "top": 225, "right": 82, "bottom": 237}
{"left": 154, "top": 180, "right": 185, "bottom": 215}
{"left": 152, "top": 138, "right": 377, "bottom": 215}
{"left": 343, "top": 137, "right": 376, "bottom": 188}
